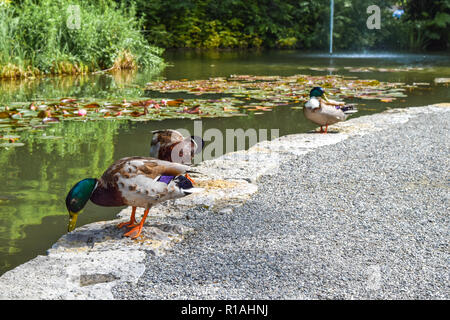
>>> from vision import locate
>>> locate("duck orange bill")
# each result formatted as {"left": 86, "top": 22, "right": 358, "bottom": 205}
{"left": 68, "top": 211, "right": 78, "bottom": 232}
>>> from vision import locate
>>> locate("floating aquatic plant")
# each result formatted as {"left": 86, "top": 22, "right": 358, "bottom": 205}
{"left": 0, "top": 73, "right": 425, "bottom": 147}
{"left": 145, "top": 73, "right": 411, "bottom": 105}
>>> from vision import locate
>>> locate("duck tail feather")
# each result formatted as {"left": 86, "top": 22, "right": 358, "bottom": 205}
{"left": 183, "top": 187, "right": 204, "bottom": 194}
{"left": 341, "top": 104, "right": 358, "bottom": 114}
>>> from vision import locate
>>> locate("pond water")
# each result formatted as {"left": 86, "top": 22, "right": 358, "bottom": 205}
{"left": 0, "top": 50, "right": 449, "bottom": 275}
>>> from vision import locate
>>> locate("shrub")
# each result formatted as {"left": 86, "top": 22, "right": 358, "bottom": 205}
{"left": 0, "top": 0, "right": 165, "bottom": 78}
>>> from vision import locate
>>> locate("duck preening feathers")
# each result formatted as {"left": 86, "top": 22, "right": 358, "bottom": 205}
{"left": 150, "top": 129, "right": 204, "bottom": 164}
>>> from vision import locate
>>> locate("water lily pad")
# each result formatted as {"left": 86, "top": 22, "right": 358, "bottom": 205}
{"left": 84, "top": 103, "right": 101, "bottom": 108}
{"left": 0, "top": 142, "right": 25, "bottom": 147}
{"left": 0, "top": 72, "right": 425, "bottom": 139}
{"left": 434, "top": 78, "right": 450, "bottom": 84}
{"left": 1, "top": 135, "right": 21, "bottom": 140}
{"left": 38, "top": 135, "right": 63, "bottom": 140}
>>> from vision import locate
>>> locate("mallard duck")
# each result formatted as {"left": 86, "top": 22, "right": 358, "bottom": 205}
{"left": 303, "top": 87, "right": 357, "bottom": 133}
{"left": 65, "top": 156, "right": 202, "bottom": 239}
{"left": 150, "top": 129, "right": 204, "bottom": 164}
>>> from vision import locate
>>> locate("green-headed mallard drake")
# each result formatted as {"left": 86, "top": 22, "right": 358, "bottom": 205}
{"left": 150, "top": 129, "right": 204, "bottom": 164}
{"left": 303, "top": 87, "right": 358, "bottom": 133}
{"left": 65, "top": 156, "right": 202, "bottom": 239}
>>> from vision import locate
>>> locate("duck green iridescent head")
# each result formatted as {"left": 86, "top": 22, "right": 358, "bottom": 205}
{"left": 65, "top": 178, "right": 97, "bottom": 232}
{"left": 309, "top": 87, "right": 325, "bottom": 98}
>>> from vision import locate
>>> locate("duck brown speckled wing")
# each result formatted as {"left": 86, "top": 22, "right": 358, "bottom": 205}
{"left": 93, "top": 156, "right": 192, "bottom": 208}
{"left": 103, "top": 156, "right": 190, "bottom": 181}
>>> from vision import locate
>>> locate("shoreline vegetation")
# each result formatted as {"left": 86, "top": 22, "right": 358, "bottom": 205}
{"left": 0, "top": 0, "right": 165, "bottom": 79}
{"left": 1, "top": 0, "right": 449, "bottom": 80}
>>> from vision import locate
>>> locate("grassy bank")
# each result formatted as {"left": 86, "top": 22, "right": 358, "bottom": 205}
{"left": 0, "top": 0, "right": 165, "bottom": 79}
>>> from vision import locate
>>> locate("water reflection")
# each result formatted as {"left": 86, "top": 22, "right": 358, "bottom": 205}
{"left": 0, "top": 68, "right": 164, "bottom": 105}
{"left": 0, "top": 120, "right": 126, "bottom": 271}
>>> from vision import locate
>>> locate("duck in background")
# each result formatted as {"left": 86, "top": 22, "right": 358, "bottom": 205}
{"left": 303, "top": 87, "right": 357, "bottom": 133}
{"left": 150, "top": 129, "right": 204, "bottom": 164}
{"left": 150, "top": 129, "right": 204, "bottom": 183}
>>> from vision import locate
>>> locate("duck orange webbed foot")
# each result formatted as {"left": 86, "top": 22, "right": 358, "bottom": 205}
{"left": 118, "top": 221, "right": 132, "bottom": 229}
{"left": 123, "top": 224, "right": 143, "bottom": 239}
{"left": 317, "top": 125, "right": 328, "bottom": 134}
{"left": 122, "top": 207, "right": 150, "bottom": 239}
{"left": 117, "top": 220, "right": 138, "bottom": 229}
{"left": 117, "top": 206, "right": 137, "bottom": 229}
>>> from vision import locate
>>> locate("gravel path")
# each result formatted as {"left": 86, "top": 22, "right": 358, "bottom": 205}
{"left": 112, "top": 110, "right": 449, "bottom": 299}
